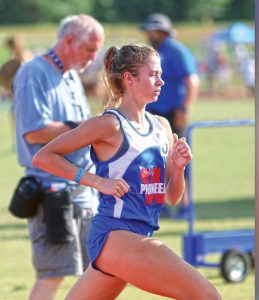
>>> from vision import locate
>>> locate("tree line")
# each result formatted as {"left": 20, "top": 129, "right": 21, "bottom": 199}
{"left": 0, "top": 0, "right": 254, "bottom": 24}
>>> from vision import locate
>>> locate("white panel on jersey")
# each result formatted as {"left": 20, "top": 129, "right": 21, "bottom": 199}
{"left": 114, "top": 197, "right": 124, "bottom": 218}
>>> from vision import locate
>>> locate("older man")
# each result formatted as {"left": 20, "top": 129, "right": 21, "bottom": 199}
{"left": 13, "top": 15, "right": 104, "bottom": 300}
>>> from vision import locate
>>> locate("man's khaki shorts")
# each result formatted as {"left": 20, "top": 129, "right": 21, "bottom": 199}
{"left": 28, "top": 204, "right": 94, "bottom": 279}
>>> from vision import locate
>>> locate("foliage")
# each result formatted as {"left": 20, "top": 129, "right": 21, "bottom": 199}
{"left": 0, "top": 0, "right": 254, "bottom": 24}
{"left": 225, "top": 0, "right": 254, "bottom": 20}
{"left": 0, "top": 0, "right": 94, "bottom": 23}
{"left": 185, "top": 0, "right": 231, "bottom": 21}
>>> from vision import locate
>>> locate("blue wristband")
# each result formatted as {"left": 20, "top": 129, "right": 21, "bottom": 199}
{"left": 74, "top": 168, "right": 85, "bottom": 183}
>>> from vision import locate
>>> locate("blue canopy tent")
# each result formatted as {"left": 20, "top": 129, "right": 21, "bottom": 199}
{"left": 209, "top": 22, "right": 255, "bottom": 44}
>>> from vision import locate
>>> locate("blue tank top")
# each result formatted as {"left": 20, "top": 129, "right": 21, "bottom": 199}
{"left": 90, "top": 109, "right": 169, "bottom": 230}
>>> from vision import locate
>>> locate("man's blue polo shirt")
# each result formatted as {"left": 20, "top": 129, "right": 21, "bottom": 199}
{"left": 13, "top": 56, "right": 92, "bottom": 181}
{"left": 146, "top": 36, "right": 197, "bottom": 114}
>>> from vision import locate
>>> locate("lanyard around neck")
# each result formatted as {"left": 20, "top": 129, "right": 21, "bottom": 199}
{"left": 47, "top": 49, "right": 84, "bottom": 119}
{"left": 47, "top": 49, "right": 64, "bottom": 74}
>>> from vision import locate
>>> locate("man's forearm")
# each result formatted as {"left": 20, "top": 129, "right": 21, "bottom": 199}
{"left": 24, "top": 121, "right": 77, "bottom": 144}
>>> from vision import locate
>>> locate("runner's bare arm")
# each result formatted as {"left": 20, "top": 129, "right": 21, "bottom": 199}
{"left": 155, "top": 115, "right": 192, "bottom": 205}
{"left": 32, "top": 114, "right": 130, "bottom": 196}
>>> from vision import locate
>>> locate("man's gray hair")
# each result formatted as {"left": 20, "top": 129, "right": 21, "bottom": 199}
{"left": 57, "top": 15, "right": 96, "bottom": 41}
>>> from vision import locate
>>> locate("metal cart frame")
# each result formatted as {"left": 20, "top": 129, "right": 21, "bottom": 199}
{"left": 182, "top": 119, "right": 255, "bottom": 282}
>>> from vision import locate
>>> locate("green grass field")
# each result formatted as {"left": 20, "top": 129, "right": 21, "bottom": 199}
{"left": 0, "top": 97, "right": 254, "bottom": 300}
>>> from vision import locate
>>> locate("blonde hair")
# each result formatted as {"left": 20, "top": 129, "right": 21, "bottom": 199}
{"left": 103, "top": 44, "right": 159, "bottom": 109}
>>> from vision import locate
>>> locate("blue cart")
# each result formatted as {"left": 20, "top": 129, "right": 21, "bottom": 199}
{"left": 182, "top": 119, "right": 255, "bottom": 283}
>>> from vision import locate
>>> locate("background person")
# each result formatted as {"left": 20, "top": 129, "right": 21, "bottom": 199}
{"left": 234, "top": 44, "right": 255, "bottom": 96}
{"left": 80, "top": 50, "right": 106, "bottom": 98}
{"left": 12, "top": 14, "right": 104, "bottom": 300}
{"left": 0, "top": 35, "right": 33, "bottom": 93}
{"left": 140, "top": 13, "right": 200, "bottom": 217}
{"left": 32, "top": 44, "right": 221, "bottom": 300}
{"left": 0, "top": 35, "right": 33, "bottom": 148}
{"left": 5, "top": 34, "right": 33, "bottom": 63}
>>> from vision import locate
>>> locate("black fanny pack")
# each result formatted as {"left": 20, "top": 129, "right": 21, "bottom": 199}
{"left": 9, "top": 176, "right": 75, "bottom": 245}
{"left": 9, "top": 176, "right": 44, "bottom": 218}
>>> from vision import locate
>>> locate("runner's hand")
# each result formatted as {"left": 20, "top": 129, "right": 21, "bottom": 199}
{"left": 171, "top": 133, "right": 192, "bottom": 169}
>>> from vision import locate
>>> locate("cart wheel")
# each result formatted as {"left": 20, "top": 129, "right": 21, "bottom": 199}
{"left": 220, "top": 249, "right": 250, "bottom": 283}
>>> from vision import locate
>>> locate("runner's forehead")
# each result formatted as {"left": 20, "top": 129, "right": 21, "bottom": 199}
{"left": 144, "top": 55, "right": 162, "bottom": 72}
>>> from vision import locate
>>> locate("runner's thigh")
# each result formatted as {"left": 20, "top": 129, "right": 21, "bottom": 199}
{"left": 96, "top": 230, "right": 218, "bottom": 299}
{"left": 65, "top": 265, "right": 127, "bottom": 300}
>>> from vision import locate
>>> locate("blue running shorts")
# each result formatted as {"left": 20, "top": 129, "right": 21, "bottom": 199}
{"left": 86, "top": 215, "right": 155, "bottom": 273}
